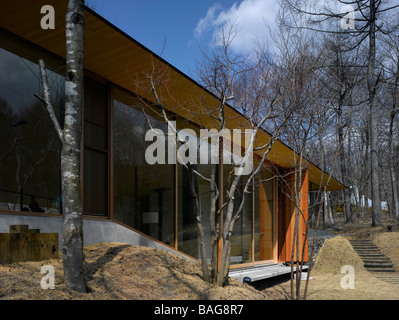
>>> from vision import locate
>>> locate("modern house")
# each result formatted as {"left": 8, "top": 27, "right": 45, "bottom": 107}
{"left": 0, "top": 1, "right": 345, "bottom": 272}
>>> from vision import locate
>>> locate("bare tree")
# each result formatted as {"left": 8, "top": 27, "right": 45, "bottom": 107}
{"left": 36, "top": 0, "right": 86, "bottom": 292}
{"left": 281, "top": 0, "right": 399, "bottom": 226}
{"left": 269, "top": 5, "right": 357, "bottom": 298}
{"left": 380, "top": 29, "right": 399, "bottom": 219}
{"left": 136, "top": 22, "right": 299, "bottom": 286}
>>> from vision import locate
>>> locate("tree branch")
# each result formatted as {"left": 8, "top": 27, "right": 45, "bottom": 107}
{"left": 37, "top": 59, "right": 65, "bottom": 145}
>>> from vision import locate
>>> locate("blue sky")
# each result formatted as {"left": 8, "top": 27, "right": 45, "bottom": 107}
{"left": 87, "top": 0, "right": 279, "bottom": 79}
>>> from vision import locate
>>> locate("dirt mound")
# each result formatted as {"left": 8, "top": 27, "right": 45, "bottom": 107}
{"left": 0, "top": 243, "right": 267, "bottom": 300}
{"left": 84, "top": 243, "right": 267, "bottom": 300}
{"left": 312, "top": 236, "right": 365, "bottom": 274}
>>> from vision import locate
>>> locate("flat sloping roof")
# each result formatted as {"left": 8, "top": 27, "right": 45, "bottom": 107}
{"left": 0, "top": 0, "right": 345, "bottom": 191}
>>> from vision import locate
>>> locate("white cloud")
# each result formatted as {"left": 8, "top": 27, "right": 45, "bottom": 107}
{"left": 194, "top": 3, "right": 222, "bottom": 38}
{"left": 194, "top": 0, "right": 279, "bottom": 54}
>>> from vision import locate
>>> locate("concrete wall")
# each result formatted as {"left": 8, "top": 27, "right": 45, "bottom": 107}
{"left": 0, "top": 213, "right": 194, "bottom": 261}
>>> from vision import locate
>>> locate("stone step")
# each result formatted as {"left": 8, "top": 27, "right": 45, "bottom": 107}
{"left": 367, "top": 268, "right": 396, "bottom": 273}
{"left": 351, "top": 242, "right": 377, "bottom": 244}
{"left": 364, "top": 263, "right": 394, "bottom": 268}
{"left": 364, "top": 258, "right": 393, "bottom": 263}
{"left": 351, "top": 245, "right": 377, "bottom": 248}
{"left": 376, "top": 278, "right": 399, "bottom": 281}
{"left": 363, "top": 260, "right": 392, "bottom": 264}
{"left": 355, "top": 251, "right": 381, "bottom": 254}
{"left": 374, "top": 275, "right": 399, "bottom": 284}
{"left": 350, "top": 239, "right": 398, "bottom": 279}
{"left": 352, "top": 245, "right": 379, "bottom": 248}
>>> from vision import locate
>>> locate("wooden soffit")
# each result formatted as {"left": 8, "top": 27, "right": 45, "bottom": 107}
{"left": 0, "top": 0, "right": 345, "bottom": 191}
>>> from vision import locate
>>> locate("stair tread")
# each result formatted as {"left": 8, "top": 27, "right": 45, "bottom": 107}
{"left": 368, "top": 269, "right": 396, "bottom": 272}
{"left": 350, "top": 239, "right": 398, "bottom": 282}
{"left": 352, "top": 246, "right": 379, "bottom": 248}
{"left": 365, "top": 265, "right": 394, "bottom": 268}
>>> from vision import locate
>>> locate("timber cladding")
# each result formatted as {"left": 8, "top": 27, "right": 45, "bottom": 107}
{"left": 0, "top": 225, "right": 59, "bottom": 264}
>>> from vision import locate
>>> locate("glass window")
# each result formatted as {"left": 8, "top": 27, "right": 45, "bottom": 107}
{"left": 177, "top": 120, "right": 216, "bottom": 262}
{"left": 113, "top": 89, "right": 174, "bottom": 246}
{"left": 0, "top": 30, "right": 64, "bottom": 214}
{"left": 178, "top": 164, "right": 213, "bottom": 261}
{"left": 83, "top": 77, "right": 109, "bottom": 216}
{"left": 224, "top": 164, "right": 253, "bottom": 265}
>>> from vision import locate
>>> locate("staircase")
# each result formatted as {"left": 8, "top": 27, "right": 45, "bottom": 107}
{"left": 349, "top": 239, "right": 399, "bottom": 285}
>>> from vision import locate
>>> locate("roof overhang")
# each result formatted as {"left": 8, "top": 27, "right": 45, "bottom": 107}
{"left": 0, "top": 0, "right": 346, "bottom": 191}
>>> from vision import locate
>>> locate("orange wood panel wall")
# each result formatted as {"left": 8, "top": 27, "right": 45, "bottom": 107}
{"left": 278, "top": 169, "right": 309, "bottom": 263}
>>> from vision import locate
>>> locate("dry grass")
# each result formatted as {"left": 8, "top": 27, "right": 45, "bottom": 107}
{"left": 374, "top": 232, "right": 399, "bottom": 271}
{"left": 311, "top": 236, "right": 366, "bottom": 274}
{"left": 261, "top": 215, "right": 399, "bottom": 300}
{"left": 305, "top": 235, "right": 399, "bottom": 300}
{"left": 1, "top": 215, "right": 399, "bottom": 300}
{"left": 0, "top": 243, "right": 267, "bottom": 300}
{"left": 261, "top": 234, "right": 399, "bottom": 300}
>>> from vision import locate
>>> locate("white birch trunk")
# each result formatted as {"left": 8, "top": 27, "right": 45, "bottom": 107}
{"left": 62, "top": 0, "right": 86, "bottom": 292}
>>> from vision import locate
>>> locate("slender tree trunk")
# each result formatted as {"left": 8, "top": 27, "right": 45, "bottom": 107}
{"left": 390, "top": 126, "right": 399, "bottom": 220}
{"left": 62, "top": 0, "right": 86, "bottom": 292}
{"left": 389, "top": 68, "right": 399, "bottom": 219}
{"left": 216, "top": 173, "right": 242, "bottom": 286}
{"left": 327, "top": 193, "right": 334, "bottom": 225}
{"left": 364, "top": 122, "right": 370, "bottom": 217}
{"left": 337, "top": 104, "right": 352, "bottom": 223}
{"left": 379, "top": 159, "right": 391, "bottom": 215}
{"left": 188, "top": 164, "right": 211, "bottom": 283}
{"left": 209, "top": 163, "right": 219, "bottom": 282}
{"left": 368, "top": 0, "right": 382, "bottom": 226}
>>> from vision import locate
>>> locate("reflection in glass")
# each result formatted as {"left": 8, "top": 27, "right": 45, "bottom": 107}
{"left": 113, "top": 90, "right": 174, "bottom": 246}
{"left": 0, "top": 35, "right": 64, "bottom": 213}
{"left": 178, "top": 164, "right": 213, "bottom": 261}
{"left": 177, "top": 123, "right": 214, "bottom": 262}
{"left": 83, "top": 77, "right": 109, "bottom": 216}
{"left": 225, "top": 164, "right": 253, "bottom": 265}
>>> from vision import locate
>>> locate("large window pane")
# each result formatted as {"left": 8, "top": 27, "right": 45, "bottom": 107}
{"left": 0, "top": 31, "right": 64, "bottom": 213}
{"left": 178, "top": 164, "right": 213, "bottom": 261}
{"left": 113, "top": 89, "right": 174, "bottom": 246}
{"left": 224, "top": 164, "right": 253, "bottom": 265}
{"left": 177, "top": 121, "right": 215, "bottom": 262}
{"left": 83, "top": 77, "right": 109, "bottom": 216}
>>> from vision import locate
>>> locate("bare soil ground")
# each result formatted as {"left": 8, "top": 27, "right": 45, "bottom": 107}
{"left": 0, "top": 213, "right": 398, "bottom": 300}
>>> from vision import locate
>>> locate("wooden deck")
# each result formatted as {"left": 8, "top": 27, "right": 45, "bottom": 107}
{"left": 229, "top": 263, "right": 308, "bottom": 283}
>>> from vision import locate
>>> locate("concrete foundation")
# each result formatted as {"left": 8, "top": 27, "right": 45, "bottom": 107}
{"left": 0, "top": 213, "right": 193, "bottom": 260}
